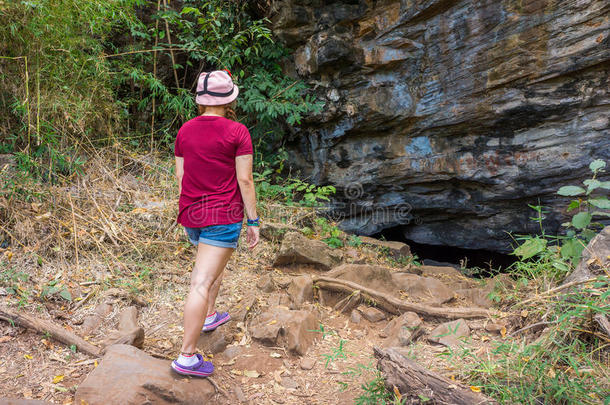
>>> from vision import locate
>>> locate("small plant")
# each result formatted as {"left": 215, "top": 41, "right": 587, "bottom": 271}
{"left": 510, "top": 159, "right": 609, "bottom": 281}
{"left": 308, "top": 323, "right": 335, "bottom": 339}
{"left": 315, "top": 217, "right": 344, "bottom": 248}
{"left": 347, "top": 235, "right": 362, "bottom": 247}
{"left": 41, "top": 278, "right": 72, "bottom": 302}
{"left": 322, "top": 338, "right": 349, "bottom": 368}
{"left": 555, "top": 159, "right": 609, "bottom": 264}
{"left": 0, "top": 264, "right": 31, "bottom": 306}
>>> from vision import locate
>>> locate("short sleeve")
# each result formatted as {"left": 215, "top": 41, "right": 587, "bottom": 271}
{"left": 174, "top": 129, "right": 183, "bottom": 157}
{"left": 235, "top": 125, "right": 253, "bottom": 157}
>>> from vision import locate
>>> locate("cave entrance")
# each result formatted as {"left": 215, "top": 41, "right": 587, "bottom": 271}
{"left": 374, "top": 226, "right": 518, "bottom": 277}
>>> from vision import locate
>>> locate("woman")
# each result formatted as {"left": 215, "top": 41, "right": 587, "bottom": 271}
{"left": 172, "top": 70, "right": 259, "bottom": 377}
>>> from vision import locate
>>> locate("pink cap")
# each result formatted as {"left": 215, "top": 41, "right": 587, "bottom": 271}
{"left": 196, "top": 70, "right": 239, "bottom": 106}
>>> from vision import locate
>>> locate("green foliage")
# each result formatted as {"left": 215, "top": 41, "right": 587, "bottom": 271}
{"left": 254, "top": 169, "right": 336, "bottom": 207}
{"left": 511, "top": 160, "right": 609, "bottom": 280}
{"left": 41, "top": 278, "right": 72, "bottom": 302}
{"left": 1, "top": 0, "right": 323, "bottom": 182}
{"left": 557, "top": 160, "right": 609, "bottom": 245}
{"left": 322, "top": 339, "right": 349, "bottom": 368}
{"left": 347, "top": 235, "right": 362, "bottom": 247}
{"left": 315, "top": 217, "right": 344, "bottom": 248}
{"left": 0, "top": 262, "right": 31, "bottom": 306}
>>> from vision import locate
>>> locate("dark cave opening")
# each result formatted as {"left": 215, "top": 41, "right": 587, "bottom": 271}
{"left": 374, "top": 226, "right": 518, "bottom": 276}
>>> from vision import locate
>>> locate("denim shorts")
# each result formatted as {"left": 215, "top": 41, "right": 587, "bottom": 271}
{"left": 184, "top": 222, "right": 242, "bottom": 249}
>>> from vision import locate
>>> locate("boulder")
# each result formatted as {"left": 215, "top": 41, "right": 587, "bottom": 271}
{"left": 327, "top": 264, "right": 395, "bottom": 294}
{"left": 287, "top": 275, "right": 314, "bottom": 308}
{"left": 260, "top": 221, "right": 300, "bottom": 242}
{"left": 198, "top": 329, "right": 230, "bottom": 354}
{"left": 358, "top": 236, "right": 411, "bottom": 259}
{"left": 272, "top": 0, "right": 610, "bottom": 252}
{"left": 81, "top": 302, "right": 113, "bottom": 335}
{"left": 350, "top": 309, "right": 362, "bottom": 324}
{"left": 256, "top": 273, "right": 276, "bottom": 293}
{"left": 75, "top": 344, "right": 214, "bottom": 404}
{"left": 357, "top": 305, "right": 386, "bottom": 322}
{"left": 428, "top": 319, "right": 470, "bottom": 347}
{"left": 299, "top": 357, "right": 316, "bottom": 370}
{"left": 381, "top": 312, "right": 423, "bottom": 347}
{"left": 103, "top": 306, "right": 145, "bottom": 349}
{"left": 250, "top": 307, "right": 318, "bottom": 355}
{"left": 485, "top": 322, "right": 507, "bottom": 335}
{"left": 564, "top": 226, "right": 610, "bottom": 284}
{"left": 273, "top": 232, "right": 342, "bottom": 270}
{"left": 392, "top": 274, "right": 455, "bottom": 305}
{"left": 455, "top": 288, "right": 493, "bottom": 308}
{"left": 222, "top": 345, "right": 243, "bottom": 360}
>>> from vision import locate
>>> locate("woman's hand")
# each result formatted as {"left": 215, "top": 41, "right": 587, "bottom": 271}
{"left": 247, "top": 226, "right": 260, "bottom": 250}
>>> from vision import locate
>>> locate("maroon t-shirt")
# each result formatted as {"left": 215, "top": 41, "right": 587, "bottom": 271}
{"left": 174, "top": 116, "right": 253, "bottom": 227}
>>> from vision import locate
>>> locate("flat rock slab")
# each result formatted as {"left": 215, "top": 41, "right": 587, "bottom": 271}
{"left": 0, "top": 401, "right": 52, "bottom": 405}
{"left": 327, "top": 264, "right": 396, "bottom": 294}
{"left": 392, "top": 273, "right": 455, "bottom": 305}
{"left": 358, "top": 236, "right": 411, "bottom": 259}
{"left": 75, "top": 344, "right": 214, "bottom": 405}
{"left": 273, "top": 232, "right": 342, "bottom": 270}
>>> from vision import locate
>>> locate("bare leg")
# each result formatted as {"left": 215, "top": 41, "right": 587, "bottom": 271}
{"left": 206, "top": 273, "right": 224, "bottom": 318}
{"left": 181, "top": 244, "right": 233, "bottom": 354}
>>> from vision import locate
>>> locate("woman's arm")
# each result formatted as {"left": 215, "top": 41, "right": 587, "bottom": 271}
{"left": 175, "top": 156, "right": 184, "bottom": 195}
{"left": 236, "top": 154, "right": 259, "bottom": 249}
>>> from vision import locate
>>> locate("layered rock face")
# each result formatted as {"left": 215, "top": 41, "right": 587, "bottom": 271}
{"left": 271, "top": 0, "right": 610, "bottom": 251}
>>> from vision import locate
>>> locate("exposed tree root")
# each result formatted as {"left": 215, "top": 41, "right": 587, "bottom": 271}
{"left": 313, "top": 276, "right": 492, "bottom": 319}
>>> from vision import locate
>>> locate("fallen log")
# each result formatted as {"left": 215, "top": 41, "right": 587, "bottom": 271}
{"left": 0, "top": 305, "right": 102, "bottom": 357}
{"left": 313, "top": 276, "right": 491, "bottom": 319}
{"left": 374, "top": 347, "right": 496, "bottom": 404}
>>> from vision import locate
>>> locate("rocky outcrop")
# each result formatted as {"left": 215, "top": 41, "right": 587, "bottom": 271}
{"left": 75, "top": 344, "right": 215, "bottom": 404}
{"left": 274, "top": 231, "right": 343, "bottom": 269}
{"left": 271, "top": 0, "right": 610, "bottom": 252}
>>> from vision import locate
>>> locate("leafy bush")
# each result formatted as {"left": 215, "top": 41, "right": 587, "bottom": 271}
{"left": 511, "top": 159, "right": 609, "bottom": 280}
{"left": 254, "top": 169, "right": 335, "bottom": 207}
{"left": 0, "top": 0, "right": 323, "bottom": 180}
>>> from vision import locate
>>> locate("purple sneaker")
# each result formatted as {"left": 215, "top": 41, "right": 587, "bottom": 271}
{"left": 202, "top": 312, "right": 231, "bottom": 332}
{"left": 171, "top": 354, "right": 214, "bottom": 377}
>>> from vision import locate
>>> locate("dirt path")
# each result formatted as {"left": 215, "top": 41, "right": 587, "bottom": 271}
{"left": 0, "top": 229, "right": 509, "bottom": 404}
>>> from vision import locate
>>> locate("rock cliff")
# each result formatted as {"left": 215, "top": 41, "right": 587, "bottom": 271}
{"left": 270, "top": 0, "right": 610, "bottom": 252}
